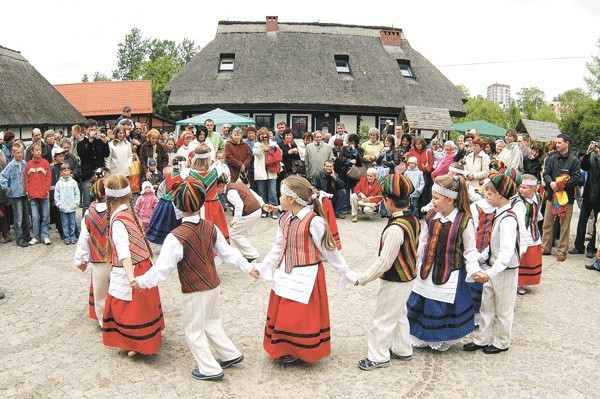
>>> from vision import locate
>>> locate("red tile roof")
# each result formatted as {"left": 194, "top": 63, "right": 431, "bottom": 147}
{"left": 53, "top": 80, "right": 153, "bottom": 116}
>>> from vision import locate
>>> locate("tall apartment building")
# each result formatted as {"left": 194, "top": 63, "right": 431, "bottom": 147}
{"left": 487, "top": 83, "right": 510, "bottom": 110}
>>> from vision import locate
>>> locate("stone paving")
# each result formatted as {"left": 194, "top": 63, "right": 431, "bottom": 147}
{"left": 1, "top": 207, "right": 599, "bottom": 399}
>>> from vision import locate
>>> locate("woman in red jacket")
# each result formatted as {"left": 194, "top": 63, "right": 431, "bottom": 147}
{"left": 408, "top": 137, "right": 434, "bottom": 211}
{"left": 225, "top": 128, "right": 252, "bottom": 183}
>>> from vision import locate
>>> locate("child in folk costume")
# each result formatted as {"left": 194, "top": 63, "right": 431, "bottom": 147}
{"left": 464, "top": 175, "right": 520, "bottom": 354}
{"left": 132, "top": 178, "right": 258, "bottom": 381}
{"left": 146, "top": 158, "right": 184, "bottom": 244}
{"left": 407, "top": 175, "right": 480, "bottom": 351}
{"left": 74, "top": 178, "right": 111, "bottom": 326}
{"left": 356, "top": 174, "right": 420, "bottom": 371}
{"left": 516, "top": 175, "right": 543, "bottom": 295}
{"left": 420, "top": 162, "right": 482, "bottom": 214}
{"left": 134, "top": 181, "right": 159, "bottom": 231}
{"left": 102, "top": 175, "right": 164, "bottom": 356}
{"left": 216, "top": 174, "right": 264, "bottom": 262}
{"left": 185, "top": 145, "right": 229, "bottom": 243}
{"left": 255, "top": 175, "right": 357, "bottom": 363}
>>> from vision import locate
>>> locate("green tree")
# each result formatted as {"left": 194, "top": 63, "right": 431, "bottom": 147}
{"left": 532, "top": 104, "right": 559, "bottom": 124}
{"left": 139, "top": 54, "right": 183, "bottom": 120}
{"left": 559, "top": 98, "right": 600, "bottom": 151}
{"left": 516, "top": 87, "right": 547, "bottom": 119}
{"left": 81, "top": 73, "right": 89, "bottom": 83}
{"left": 92, "top": 72, "right": 111, "bottom": 82}
{"left": 506, "top": 102, "right": 522, "bottom": 129}
{"left": 112, "top": 28, "right": 148, "bottom": 80}
{"left": 455, "top": 84, "right": 470, "bottom": 98}
{"left": 453, "top": 97, "right": 508, "bottom": 128}
{"left": 585, "top": 37, "right": 600, "bottom": 97}
{"left": 556, "top": 88, "right": 592, "bottom": 114}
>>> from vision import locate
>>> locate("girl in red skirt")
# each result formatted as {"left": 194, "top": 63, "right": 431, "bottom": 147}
{"left": 255, "top": 175, "right": 357, "bottom": 364}
{"left": 517, "top": 174, "right": 543, "bottom": 295}
{"left": 102, "top": 175, "right": 164, "bottom": 356}
{"left": 185, "top": 144, "right": 230, "bottom": 244}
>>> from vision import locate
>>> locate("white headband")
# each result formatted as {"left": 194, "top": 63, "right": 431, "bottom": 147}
{"left": 522, "top": 179, "right": 538, "bottom": 186}
{"left": 432, "top": 183, "right": 458, "bottom": 199}
{"left": 105, "top": 186, "right": 131, "bottom": 198}
{"left": 281, "top": 183, "right": 317, "bottom": 207}
{"left": 448, "top": 166, "right": 465, "bottom": 175}
{"left": 193, "top": 152, "right": 211, "bottom": 160}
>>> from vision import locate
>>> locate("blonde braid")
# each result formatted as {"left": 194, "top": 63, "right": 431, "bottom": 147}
{"left": 312, "top": 197, "right": 336, "bottom": 251}
{"left": 105, "top": 200, "right": 113, "bottom": 263}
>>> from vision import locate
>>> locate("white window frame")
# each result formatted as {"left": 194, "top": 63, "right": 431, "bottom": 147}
{"left": 335, "top": 55, "right": 351, "bottom": 74}
{"left": 219, "top": 56, "right": 235, "bottom": 71}
{"left": 397, "top": 60, "right": 415, "bottom": 78}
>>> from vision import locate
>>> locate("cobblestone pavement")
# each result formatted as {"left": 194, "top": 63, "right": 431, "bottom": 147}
{"left": 1, "top": 207, "right": 599, "bottom": 399}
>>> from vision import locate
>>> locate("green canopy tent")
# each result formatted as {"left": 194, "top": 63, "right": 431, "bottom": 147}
{"left": 453, "top": 120, "right": 507, "bottom": 139}
{"left": 176, "top": 108, "right": 255, "bottom": 127}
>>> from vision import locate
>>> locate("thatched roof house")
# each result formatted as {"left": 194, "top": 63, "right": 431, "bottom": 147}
{"left": 516, "top": 119, "right": 561, "bottom": 143}
{"left": 0, "top": 45, "right": 84, "bottom": 139}
{"left": 165, "top": 17, "right": 466, "bottom": 136}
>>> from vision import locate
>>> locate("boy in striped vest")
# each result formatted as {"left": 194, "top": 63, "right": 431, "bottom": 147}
{"left": 356, "top": 174, "right": 420, "bottom": 371}
{"left": 74, "top": 178, "right": 110, "bottom": 327}
{"left": 132, "top": 178, "right": 259, "bottom": 381}
{"left": 464, "top": 174, "right": 520, "bottom": 354}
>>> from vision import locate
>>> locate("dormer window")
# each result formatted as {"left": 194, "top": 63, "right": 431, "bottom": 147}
{"left": 397, "top": 59, "right": 415, "bottom": 78}
{"left": 335, "top": 55, "right": 350, "bottom": 74}
{"left": 219, "top": 54, "right": 235, "bottom": 72}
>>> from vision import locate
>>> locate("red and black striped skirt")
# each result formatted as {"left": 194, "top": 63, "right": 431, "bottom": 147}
{"left": 88, "top": 279, "right": 97, "bottom": 320}
{"left": 519, "top": 244, "right": 542, "bottom": 286}
{"left": 102, "top": 259, "right": 164, "bottom": 354}
{"left": 263, "top": 263, "right": 331, "bottom": 362}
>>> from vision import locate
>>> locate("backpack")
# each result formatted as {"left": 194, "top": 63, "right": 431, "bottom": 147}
{"left": 266, "top": 146, "right": 283, "bottom": 173}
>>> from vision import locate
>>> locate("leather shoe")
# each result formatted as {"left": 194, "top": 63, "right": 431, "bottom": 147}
{"left": 463, "top": 342, "right": 487, "bottom": 351}
{"left": 568, "top": 248, "right": 584, "bottom": 255}
{"left": 191, "top": 368, "right": 224, "bottom": 381}
{"left": 483, "top": 345, "right": 509, "bottom": 354}
{"left": 217, "top": 354, "right": 244, "bottom": 369}
{"left": 585, "top": 264, "right": 600, "bottom": 271}
{"left": 586, "top": 251, "right": 595, "bottom": 259}
{"left": 556, "top": 253, "right": 566, "bottom": 262}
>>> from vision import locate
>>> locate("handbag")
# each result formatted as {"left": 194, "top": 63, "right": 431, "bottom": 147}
{"left": 291, "top": 159, "right": 306, "bottom": 175}
{"left": 347, "top": 164, "right": 367, "bottom": 180}
{"left": 238, "top": 169, "right": 250, "bottom": 186}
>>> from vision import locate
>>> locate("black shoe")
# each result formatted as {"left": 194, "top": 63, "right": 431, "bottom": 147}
{"left": 17, "top": 241, "right": 29, "bottom": 248}
{"left": 463, "top": 342, "right": 487, "bottom": 351}
{"left": 217, "top": 354, "right": 244, "bottom": 369}
{"left": 483, "top": 345, "right": 509, "bottom": 354}
{"left": 245, "top": 258, "right": 257, "bottom": 263}
{"left": 0, "top": 291, "right": 5, "bottom": 299}
{"left": 568, "top": 248, "right": 584, "bottom": 255}
{"left": 585, "top": 264, "right": 600, "bottom": 271}
{"left": 389, "top": 350, "right": 412, "bottom": 361}
{"left": 586, "top": 251, "right": 596, "bottom": 259}
{"left": 335, "top": 213, "right": 345, "bottom": 219}
{"left": 191, "top": 368, "right": 224, "bottom": 381}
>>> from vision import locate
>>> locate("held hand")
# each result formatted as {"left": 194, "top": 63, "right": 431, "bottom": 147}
{"left": 146, "top": 171, "right": 151, "bottom": 180}
{"left": 78, "top": 263, "right": 87, "bottom": 272}
{"left": 550, "top": 182, "right": 557, "bottom": 191}
{"left": 229, "top": 220, "right": 235, "bottom": 227}
{"left": 249, "top": 268, "right": 260, "bottom": 279}
{"left": 130, "top": 279, "right": 142, "bottom": 292}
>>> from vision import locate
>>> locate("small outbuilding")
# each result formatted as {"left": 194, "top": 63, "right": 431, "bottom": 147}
{"left": 0, "top": 45, "right": 84, "bottom": 139}
{"left": 516, "top": 119, "right": 561, "bottom": 143}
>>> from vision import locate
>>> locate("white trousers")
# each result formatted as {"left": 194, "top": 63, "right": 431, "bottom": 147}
{"left": 229, "top": 209, "right": 261, "bottom": 259}
{"left": 367, "top": 279, "right": 414, "bottom": 362}
{"left": 91, "top": 262, "right": 111, "bottom": 327}
{"left": 182, "top": 287, "right": 241, "bottom": 376}
{"left": 350, "top": 194, "right": 376, "bottom": 217}
{"left": 473, "top": 268, "right": 518, "bottom": 350}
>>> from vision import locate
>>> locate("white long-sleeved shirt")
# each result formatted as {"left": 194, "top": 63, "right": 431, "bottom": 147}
{"left": 484, "top": 203, "right": 519, "bottom": 280}
{"left": 73, "top": 203, "right": 107, "bottom": 266}
{"left": 358, "top": 210, "right": 408, "bottom": 285}
{"left": 136, "top": 214, "right": 251, "bottom": 289}
{"left": 226, "top": 186, "right": 264, "bottom": 222}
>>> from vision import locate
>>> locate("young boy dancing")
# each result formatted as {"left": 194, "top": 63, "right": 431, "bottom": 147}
{"left": 464, "top": 174, "right": 520, "bottom": 354}
{"left": 132, "top": 178, "right": 259, "bottom": 381}
{"left": 356, "top": 174, "right": 420, "bottom": 370}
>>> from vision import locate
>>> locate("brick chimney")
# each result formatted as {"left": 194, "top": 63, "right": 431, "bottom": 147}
{"left": 380, "top": 30, "right": 401, "bottom": 47}
{"left": 266, "top": 16, "right": 278, "bottom": 32}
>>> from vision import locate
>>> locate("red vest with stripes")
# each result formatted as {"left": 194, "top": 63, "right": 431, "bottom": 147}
{"left": 475, "top": 204, "right": 494, "bottom": 253}
{"left": 109, "top": 210, "right": 150, "bottom": 266}
{"left": 84, "top": 201, "right": 109, "bottom": 263}
{"left": 278, "top": 210, "right": 321, "bottom": 271}
{"left": 171, "top": 220, "right": 219, "bottom": 293}
{"left": 380, "top": 212, "right": 420, "bottom": 283}
{"left": 226, "top": 181, "right": 261, "bottom": 216}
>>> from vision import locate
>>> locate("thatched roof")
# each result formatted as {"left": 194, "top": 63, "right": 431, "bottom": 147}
{"left": 166, "top": 20, "right": 466, "bottom": 116}
{"left": 403, "top": 106, "right": 454, "bottom": 131}
{"left": 0, "top": 45, "right": 84, "bottom": 127}
{"left": 516, "top": 119, "right": 561, "bottom": 143}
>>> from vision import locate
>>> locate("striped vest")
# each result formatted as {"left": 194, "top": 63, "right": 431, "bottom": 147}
{"left": 278, "top": 210, "right": 321, "bottom": 272}
{"left": 189, "top": 168, "right": 218, "bottom": 201}
{"left": 475, "top": 204, "right": 494, "bottom": 253}
{"left": 421, "top": 210, "right": 471, "bottom": 284}
{"left": 488, "top": 209, "right": 520, "bottom": 269}
{"left": 380, "top": 213, "right": 420, "bottom": 283}
{"left": 109, "top": 210, "right": 150, "bottom": 266}
{"left": 84, "top": 202, "right": 108, "bottom": 263}
{"left": 521, "top": 193, "right": 541, "bottom": 242}
{"left": 226, "top": 181, "right": 261, "bottom": 216}
{"left": 171, "top": 220, "right": 219, "bottom": 293}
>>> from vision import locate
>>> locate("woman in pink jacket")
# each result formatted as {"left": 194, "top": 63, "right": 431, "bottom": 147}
{"left": 431, "top": 141, "right": 457, "bottom": 179}
{"left": 134, "top": 181, "right": 159, "bottom": 231}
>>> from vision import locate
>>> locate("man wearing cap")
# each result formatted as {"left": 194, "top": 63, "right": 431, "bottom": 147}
{"left": 116, "top": 105, "right": 134, "bottom": 126}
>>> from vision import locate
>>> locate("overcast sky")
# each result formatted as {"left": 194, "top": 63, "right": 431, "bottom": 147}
{"left": 3, "top": 0, "right": 599, "bottom": 101}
